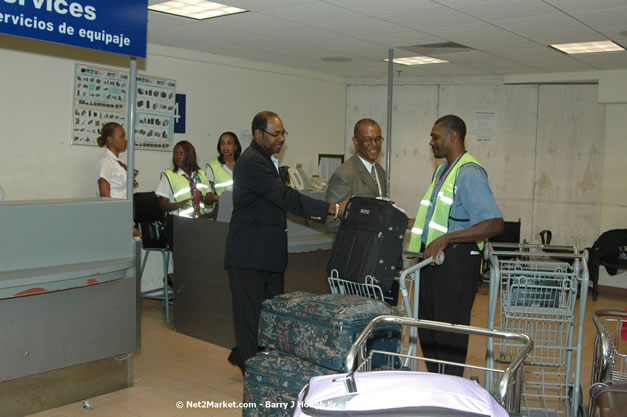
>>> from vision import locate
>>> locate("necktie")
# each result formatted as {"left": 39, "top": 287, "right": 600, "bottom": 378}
{"left": 184, "top": 173, "right": 202, "bottom": 217}
{"left": 370, "top": 166, "right": 381, "bottom": 197}
{"left": 117, "top": 160, "right": 139, "bottom": 188}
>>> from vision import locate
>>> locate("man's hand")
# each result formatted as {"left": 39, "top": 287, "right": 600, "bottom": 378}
{"left": 425, "top": 234, "right": 449, "bottom": 263}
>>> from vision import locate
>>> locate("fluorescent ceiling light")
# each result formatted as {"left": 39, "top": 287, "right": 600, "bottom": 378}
{"left": 550, "top": 41, "right": 624, "bottom": 54}
{"left": 149, "top": 0, "right": 247, "bottom": 20}
{"left": 384, "top": 56, "right": 448, "bottom": 65}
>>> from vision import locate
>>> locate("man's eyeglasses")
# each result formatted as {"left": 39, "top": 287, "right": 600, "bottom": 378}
{"left": 356, "top": 136, "right": 384, "bottom": 144}
{"left": 264, "top": 130, "right": 288, "bottom": 139}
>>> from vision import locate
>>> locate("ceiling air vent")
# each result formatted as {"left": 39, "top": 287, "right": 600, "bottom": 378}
{"left": 401, "top": 42, "right": 474, "bottom": 55}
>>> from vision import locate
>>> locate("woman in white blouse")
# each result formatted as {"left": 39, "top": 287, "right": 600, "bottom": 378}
{"left": 96, "top": 122, "right": 134, "bottom": 198}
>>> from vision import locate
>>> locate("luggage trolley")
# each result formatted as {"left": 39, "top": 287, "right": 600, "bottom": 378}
{"left": 296, "top": 315, "right": 533, "bottom": 416}
{"left": 485, "top": 242, "right": 589, "bottom": 417}
{"left": 589, "top": 309, "right": 627, "bottom": 416}
{"left": 328, "top": 252, "right": 443, "bottom": 357}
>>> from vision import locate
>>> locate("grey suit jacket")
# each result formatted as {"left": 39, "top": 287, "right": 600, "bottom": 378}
{"left": 325, "top": 153, "right": 387, "bottom": 232}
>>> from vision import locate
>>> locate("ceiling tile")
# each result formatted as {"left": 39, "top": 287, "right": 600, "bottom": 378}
{"left": 571, "top": 7, "right": 627, "bottom": 28}
{"left": 322, "top": 0, "right": 437, "bottom": 17}
{"left": 263, "top": 2, "right": 368, "bottom": 26}
{"left": 493, "top": 13, "right": 604, "bottom": 44}
{"left": 436, "top": 0, "right": 556, "bottom": 21}
{"left": 572, "top": 51, "right": 627, "bottom": 70}
{"left": 542, "top": 0, "right": 627, "bottom": 13}
{"left": 426, "top": 23, "right": 538, "bottom": 50}
{"left": 215, "top": 0, "right": 316, "bottom": 12}
{"left": 354, "top": 30, "right": 447, "bottom": 46}
{"left": 375, "top": 5, "right": 481, "bottom": 30}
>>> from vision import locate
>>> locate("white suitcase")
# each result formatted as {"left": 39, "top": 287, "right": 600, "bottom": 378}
{"left": 295, "top": 370, "right": 509, "bottom": 417}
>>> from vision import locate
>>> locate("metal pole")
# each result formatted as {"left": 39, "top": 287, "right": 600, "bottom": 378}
{"left": 385, "top": 48, "right": 393, "bottom": 198}
{"left": 126, "top": 57, "right": 137, "bottom": 200}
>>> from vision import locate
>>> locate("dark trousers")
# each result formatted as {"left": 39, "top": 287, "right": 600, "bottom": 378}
{"left": 418, "top": 243, "right": 481, "bottom": 376}
{"left": 228, "top": 267, "right": 284, "bottom": 366}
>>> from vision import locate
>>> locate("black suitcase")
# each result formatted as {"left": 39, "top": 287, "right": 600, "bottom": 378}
{"left": 326, "top": 197, "right": 408, "bottom": 292}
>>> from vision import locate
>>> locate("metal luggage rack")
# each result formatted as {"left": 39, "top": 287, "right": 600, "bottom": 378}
{"left": 485, "top": 242, "right": 589, "bottom": 417}
{"left": 328, "top": 270, "right": 387, "bottom": 304}
{"left": 328, "top": 252, "right": 441, "bottom": 357}
{"left": 591, "top": 310, "right": 627, "bottom": 385}
{"left": 344, "top": 315, "right": 533, "bottom": 416}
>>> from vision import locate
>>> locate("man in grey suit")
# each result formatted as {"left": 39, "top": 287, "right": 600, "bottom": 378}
{"left": 326, "top": 118, "right": 386, "bottom": 232}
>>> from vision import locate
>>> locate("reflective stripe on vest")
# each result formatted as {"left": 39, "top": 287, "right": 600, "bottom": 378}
{"left": 207, "top": 159, "right": 233, "bottom": 196}
{"left": 408, "top": 153, "right": 485, "bottom": 252}
{"left": 162, "top": 169, "right": 210, "bottom": 218}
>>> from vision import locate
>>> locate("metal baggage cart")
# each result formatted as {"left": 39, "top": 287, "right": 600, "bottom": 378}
{"left": 589, "top": 310, "right": 627, "bottom": 417}
{"left": 328, "top": 253, "right": 442, "bottom": 357}
{"left": 591, "top": 309, "right": 627, "bottom": 385}
{"left": 339, "top": 315, "right": 534, "bottom": 415}
{"left": 485, "top": 242, "right": 589, "bottom": 417}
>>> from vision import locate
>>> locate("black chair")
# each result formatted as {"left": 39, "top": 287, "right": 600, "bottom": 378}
{"left": 586, "top": 229, "right": 627, "bottom": 301}
{"left": 491, "top": 219, "right": 522, "bottom": 245}
{"left": 481, "top": 219, "right": 522, "bottom": 280}
{"left": 134, "top": 192, "right": 173, "bottom": 323}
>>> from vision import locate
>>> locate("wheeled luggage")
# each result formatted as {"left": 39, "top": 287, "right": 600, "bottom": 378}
{"left": 326, "top": 197, "right": 408, "bottom": 292}
{"left": 295, "top": 371, "right": 509, "bottom": 417}
{"left": 257, "top": 292, "right": 400, "bottom": 371}
{"left": 243, "top": 350, "right": 334, "bottom": 417}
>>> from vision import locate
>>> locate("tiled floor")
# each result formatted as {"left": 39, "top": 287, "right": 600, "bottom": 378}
{"left": 28, "top": 284, "right": 625, "bottom": 417}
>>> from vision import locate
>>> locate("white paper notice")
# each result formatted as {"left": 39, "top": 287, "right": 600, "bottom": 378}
{"left": 472, "top": 111, "right": 497, "bottom": 144}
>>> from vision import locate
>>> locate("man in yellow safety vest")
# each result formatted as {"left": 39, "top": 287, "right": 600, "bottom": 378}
{"left": 408, "top": 114, "right": 503, "bottom": 376}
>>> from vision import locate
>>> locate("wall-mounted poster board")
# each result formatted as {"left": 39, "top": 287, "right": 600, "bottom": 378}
{"left": 72, "top": 64, "right": 176, "bottom": 151}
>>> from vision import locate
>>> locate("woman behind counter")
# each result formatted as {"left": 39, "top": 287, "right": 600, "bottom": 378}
{"left": 96, "top": 122, "right": 136, "bottom": 198}
{"left": 156, "top": 140, "right": 217, "bottom": 219}
{"left": 206, "top": 131, "right": 241, "bottom": 195}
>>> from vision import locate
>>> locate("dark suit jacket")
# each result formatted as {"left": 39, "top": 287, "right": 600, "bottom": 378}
{"left": 325, "top": 154, "right": 387, "bottom": 232}
{"left": 225, "top": 141, "right": 330, "bottom": 272}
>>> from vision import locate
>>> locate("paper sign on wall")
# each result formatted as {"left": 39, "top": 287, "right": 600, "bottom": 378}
{"left": 72, "top": 64, "right": 176, "bottom": 151}
{"left": 472, "top": 111, "right": 497, "bottom": 144}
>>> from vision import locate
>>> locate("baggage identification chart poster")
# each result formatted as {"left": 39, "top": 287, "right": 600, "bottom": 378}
{"left": 72, "top": 64, "right": 176, "bottom": 151}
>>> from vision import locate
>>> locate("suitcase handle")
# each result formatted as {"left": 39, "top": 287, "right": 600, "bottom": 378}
{"left": 344, "top": 315, "right": 533, "bottom": 410}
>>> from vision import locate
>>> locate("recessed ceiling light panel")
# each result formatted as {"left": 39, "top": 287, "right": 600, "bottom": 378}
{"left": 384, "top": 56, "right": 448, "bottom": 66}
{"left": 149, "top": 0, "right": 247, "bottom": 20}
{"left": 550, "top": 41, "right": 625, "bottom": 54}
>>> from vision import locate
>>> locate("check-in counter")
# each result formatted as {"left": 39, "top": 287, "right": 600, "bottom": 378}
{"left": 0, "top": 199, "right": 137, "bottom": 416}
{"left": 172, "top": 191, "right": 334, "bottom": 349}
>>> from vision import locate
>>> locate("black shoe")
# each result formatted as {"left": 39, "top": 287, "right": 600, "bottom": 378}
{"left": 228, "top": 347, "right": 245, "bottom": 375}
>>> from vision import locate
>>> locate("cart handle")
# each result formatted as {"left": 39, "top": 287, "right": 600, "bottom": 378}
{"left": 344, "top": 315, "right": 533, "bottom": 405}
{"left": 591, "top": 309, "right": 627, "bottom": 384}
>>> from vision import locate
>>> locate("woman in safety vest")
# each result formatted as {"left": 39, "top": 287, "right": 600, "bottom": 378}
{"left": 156, "top": 140, "right": 218, "bottom": 247}
{"left": 156, "top": 140, "right": 216, "bottom": 218}
{"left": 206, "top": 131, "right": 241, "bottom": 196}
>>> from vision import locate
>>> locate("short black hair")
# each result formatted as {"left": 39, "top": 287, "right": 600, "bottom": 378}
{"left": 353, "top": 118, "right": 379, "bottom": 138}
{"left": 252, "top": 111, "right": 278, "bottom": 137}
{"left": 435, "top": 115, "right": 466, "bottom": 143}
{"left": 217, "top": 131, "right": 241, "bottom": 164}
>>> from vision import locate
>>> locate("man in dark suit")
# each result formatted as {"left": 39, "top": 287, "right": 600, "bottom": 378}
{"left": 224, "top": 111, "right": 346, "bottom": 371}
{"left": 325, "top": 118, "right": 387, "bottom": 232}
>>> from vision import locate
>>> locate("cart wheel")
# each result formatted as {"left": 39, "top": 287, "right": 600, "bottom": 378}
{"left": 567, "top": 385, "right": 584, "bottom": 417}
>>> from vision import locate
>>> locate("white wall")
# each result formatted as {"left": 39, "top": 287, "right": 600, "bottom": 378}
{"left": 0, "top": 37, "right": 347, "bottom": 201}
{"left": 0, "top": 36, "right": 347, "bottom": 290}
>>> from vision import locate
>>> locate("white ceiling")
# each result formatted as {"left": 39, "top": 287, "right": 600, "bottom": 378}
{"left": 146, "top": 0, "right": 627, "bottom": 78}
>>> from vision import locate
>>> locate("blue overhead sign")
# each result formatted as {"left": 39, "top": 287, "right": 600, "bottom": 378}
{"left": 0, "top": 0, "right": 148, "bottom": 57}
